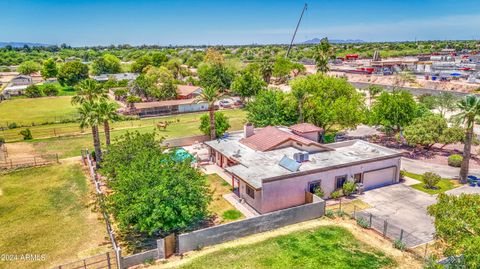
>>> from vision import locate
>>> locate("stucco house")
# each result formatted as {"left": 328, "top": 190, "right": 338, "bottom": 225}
{"left": 205, "top": 123, "right": 402, "bottom": 214}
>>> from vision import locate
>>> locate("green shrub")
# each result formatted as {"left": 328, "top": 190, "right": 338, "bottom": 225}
{"left": 325, "top": 209, "right": 335, "bottom": 219}
{"left": 399, "top": 170, "right": 406, "bottom": 180}
{"left": 448, "top": 154, "right": 463, "bottom": 167}
{"left": 0, "top": 137, "right": 5, "bottom": 145}
{"left": 19, "top": 128, "right": 33, "bottom": 140}
{"left": 42, "top": 84, "right": 59, "bottom": 96}
{"left": 423, "top": 172, "right": 441, "bottom": 189}
{"left": 336, "top": 210, "right": 347, "bottom": 218}
{"left": 313, "top": 186, "right": 324, "bottom": 198}
{"left": 393, "top": 239, "right": 406, "bottom": 251}
{"left": 356, "top": 217, "right": 370, "bottom": 228}
{"left": 342, "top": 181, "right": 356, "bottom": 197}
{"left": 25, "top": 85, "right": 43, "bottom": 98}
{"left": 8, "top": 122, "right": 18, "bottom": 129}
{"left": 330, "top": 189, "right": 342, "bottom": 200}
{"left": 222, "top": 210, "right": 242, "bottom": 220}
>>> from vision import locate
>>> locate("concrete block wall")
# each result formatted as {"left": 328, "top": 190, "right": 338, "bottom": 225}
{"left": 176, "top": 198, "right": 325, "bottom": 254}
{"left": 122, "top": 249, "right": 159, "bottom": 268}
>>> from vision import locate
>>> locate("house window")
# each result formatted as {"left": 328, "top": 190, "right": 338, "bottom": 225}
{"left": 246, "top": 185, "right": 255, "bottom": 199}
{"left": 335, "top": 175, "right": 348, "bottom": 189}
{"left": 308, "top": 181, "right": 322, "bottom": 193}
{"left": 354, "top": 173, "right": 363, "bottom": 183}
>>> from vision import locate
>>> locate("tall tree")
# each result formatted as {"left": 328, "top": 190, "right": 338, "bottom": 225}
{"left": 366, "top": 85, "right": 384, "bottom": 106}
{"left": 452, "top": 95, "right": 480, "bottom": 183}
{"left": 428, "top": 194, "right": 480, "bottom": 268}
{"left": 58, "top": 61, "right": 89, "bottom": 86}
{"left": 371, "top": 90, "right": 418, "bottom": 132}
{"left": 78, "top": 102, "right": 102, "bottom": 167}
{"left": 41, "top": 58, "right": 58, "bottom": 79}
{"left": 259, "top": 58, "right": 274, "bottom": 84}
{"left": 98, "top": 101, "right": 119, "bottom": 146}
{"left": 71, "top": 79, "right": 107, "bottom": 105}
{"left": 231, "top": 70, "right": 266, "bottom": 101}
{"left": 195, "top": 86, "right": 223, "bottom": 139}
{"left": 293, "top": 74, "right": 365, "bottom": 133}
{"left": 246, "top": 89, "right": 298, "bottom": 127}
{"left": 435, "top": 92, "right": 459, "bottom": 118}
{"left": 17, "top": 61, "right": 41, "bottom": 75}
{"left": 91, "top": 54, "right": 122, "bottom": 75}
{"left": 312, "top": 38, "right": 335, "bottom": 74}
{"left": 198, "top": 63, "right": 235, "bottom": 91}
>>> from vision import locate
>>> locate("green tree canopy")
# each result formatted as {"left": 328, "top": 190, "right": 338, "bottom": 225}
{"left": 102, "top": 132, "right": 212, "bottom": 235}
{"left": 200, "top": 112, "right": 231, "bottom": 138}
{"left": 58, "top": 61, "right": 89, "bottom": 86}
{"left": 91, "top": 54, "right": 122, "bottom": 75}
{"left": 371, "top": 90, "right": 418, "bottom": 131}
{"left": 198, "top": 63, "right": 235, "bottom": 91}
{"left": 428, "top": 194, "right": 480, "bottom": 268}
{"left": 130, "top": 55, "right": 152, "bottom": 73}
{"left": 246, "top": 89, "right": 298, "bottom": 127}
{"left": 41, "top": 58, "right": 58, "bottom": 79}
{"left": 231, "top": 69, "right": 266, "bottom": 100}
{"left": 291, "top": 74, "right": 365, "bottom": 133}
{"left": 403, "top": 114, "right": 449, "bottom": 149}
{"left": 17, "top": 60, "right": 41, "bottom": 75}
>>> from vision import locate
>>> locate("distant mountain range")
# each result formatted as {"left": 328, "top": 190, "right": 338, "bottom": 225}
{"left": 302, "top": 38, "right": 365, "bottom": 44}
{"left": 0, "top": 42, "right": 51, "bottom": 48}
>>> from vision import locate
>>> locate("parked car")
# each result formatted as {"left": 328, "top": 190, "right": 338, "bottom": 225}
{"left": 219, "top": 99, "right": 232, "bottom": 108}
{"left": 234, "top": 99, "right": 244, "bottom": 107}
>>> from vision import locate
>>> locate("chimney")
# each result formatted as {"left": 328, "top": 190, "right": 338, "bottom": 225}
{"left": 244, "top": 123, "right": 254, "bottom": 138}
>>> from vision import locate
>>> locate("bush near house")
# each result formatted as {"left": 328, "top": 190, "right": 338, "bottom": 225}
{"left": 330, "top": 189, "right": 342, "bottom": 199}
{"left": 342, "top": 181, "right": 356, "bottom": 196}
{"left": 25, "top": 84, "right": 43, "bottom": 98}
{"left": 448, "top": 154, "right": 463, "bottom": 167}
{"left": 422, "top": 172, "right": 441, "bottom": 189}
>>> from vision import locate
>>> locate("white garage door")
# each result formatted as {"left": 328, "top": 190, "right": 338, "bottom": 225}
{"left": 363, "top": 167, "right": 397, "bottom": 190}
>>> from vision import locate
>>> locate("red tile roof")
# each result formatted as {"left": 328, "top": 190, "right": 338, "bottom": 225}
{"left": 240, "top": 126, "right": 327, "bottom": 152}
{"left": 289, "top": 123, "right": 323, "bottom": 133}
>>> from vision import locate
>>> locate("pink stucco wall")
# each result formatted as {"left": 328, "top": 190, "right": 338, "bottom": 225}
{"left": 258, "top": 157, "right": 401, "bottom": 213}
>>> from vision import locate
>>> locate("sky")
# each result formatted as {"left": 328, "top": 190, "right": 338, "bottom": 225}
{"left": 1, "top": 0, "right": 479, "bottom": 46}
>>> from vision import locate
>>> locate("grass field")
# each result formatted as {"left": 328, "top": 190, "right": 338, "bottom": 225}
{"left": 404, "top": 171, "right": 460, "bottom": 195}
{"left": 0, "top": 96, "right": 78, "bottom": 126}
{"left": 6, "top": 109, "right": 247, "bottom": 159}
{"left": 176, "top": 225, "right": 396, "bottom": 269}
{"left": 207, "top": 174, "right": 243, "bottom": 223}
{"left": 0, "top": 163, "right": 109, "bottom": 269}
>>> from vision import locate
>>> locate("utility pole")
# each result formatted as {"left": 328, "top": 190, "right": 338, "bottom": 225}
{"left": 286, "top": 3, "right": 308, "bottom": 58}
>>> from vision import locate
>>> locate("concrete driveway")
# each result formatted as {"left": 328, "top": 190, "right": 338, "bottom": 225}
{"left": 357, "top": 184, "right": 436, "bottom": 247}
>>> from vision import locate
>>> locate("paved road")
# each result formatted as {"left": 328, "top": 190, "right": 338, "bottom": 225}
{"left": 350, "top": 81, "right": 475, "bottom": 97}
{"left": 400, "top": 157, "right": 480, "bottom": 178}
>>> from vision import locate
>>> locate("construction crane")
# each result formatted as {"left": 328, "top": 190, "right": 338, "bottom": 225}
{"left": 286, "top": 3, "right": 308, "bottom": 58}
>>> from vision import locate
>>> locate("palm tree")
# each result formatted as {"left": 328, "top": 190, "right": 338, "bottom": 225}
{"left": 98, "top": 101, "right": 119, "bottom": 146}
{"left": 259, "top": 58, "right": 273, "bottom": 84}
{"left": 78, "top": 101, "right": 102, "bottom": 167}
{"left": 71, "top": 79, "right": 107, "bottom": 105}
{"left": 195, "top": 86, "right": 223, "bottom": 140}
{"left": 453, "top": 95, "right": 480, "bottom": 183}
{"left": 313, "top": 38, "right": 335, "bottom": 74}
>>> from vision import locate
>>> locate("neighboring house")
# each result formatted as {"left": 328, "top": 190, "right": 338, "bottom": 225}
{"left": 205, "top": 123, "right": 402, "bottom": 214}
{"left": 92, "top": 73, "right": 139, "bottom": 82}
{"left": 132, "top": 99, "right": 208, "bottom": 117}
{"left": 176, "top": 85, "right": 202, "bottom": 99}
{"left": 10, "top": 75, "right": 33, "bottom": 86}
{"left": 3, "top": 85, "right": 29, "bottom": 97}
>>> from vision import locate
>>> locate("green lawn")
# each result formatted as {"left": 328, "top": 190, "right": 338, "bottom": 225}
{"left": 0, "top": 96, "right": 78, "bottom": 127}
{"left": 19, "top": 109, "right": 246, "bottom": 159}
{"left": 405, "top": 171, "right": 460, "bottom": 195}
{"left": 0, "top": 163, "right": 109, "bottom": 269}
{"left": 177, "top": 226, "right": 395, "bottom": 269}
{"left": 207, "top": 174, "right": 243, "bottom": 223}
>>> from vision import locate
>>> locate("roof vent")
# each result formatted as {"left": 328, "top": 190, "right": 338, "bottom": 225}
{"left": 293, "top": 151, "right": 309, "bottom": 163}
{"left": 279, "top": 155, "right": 301, "bottom": 172}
